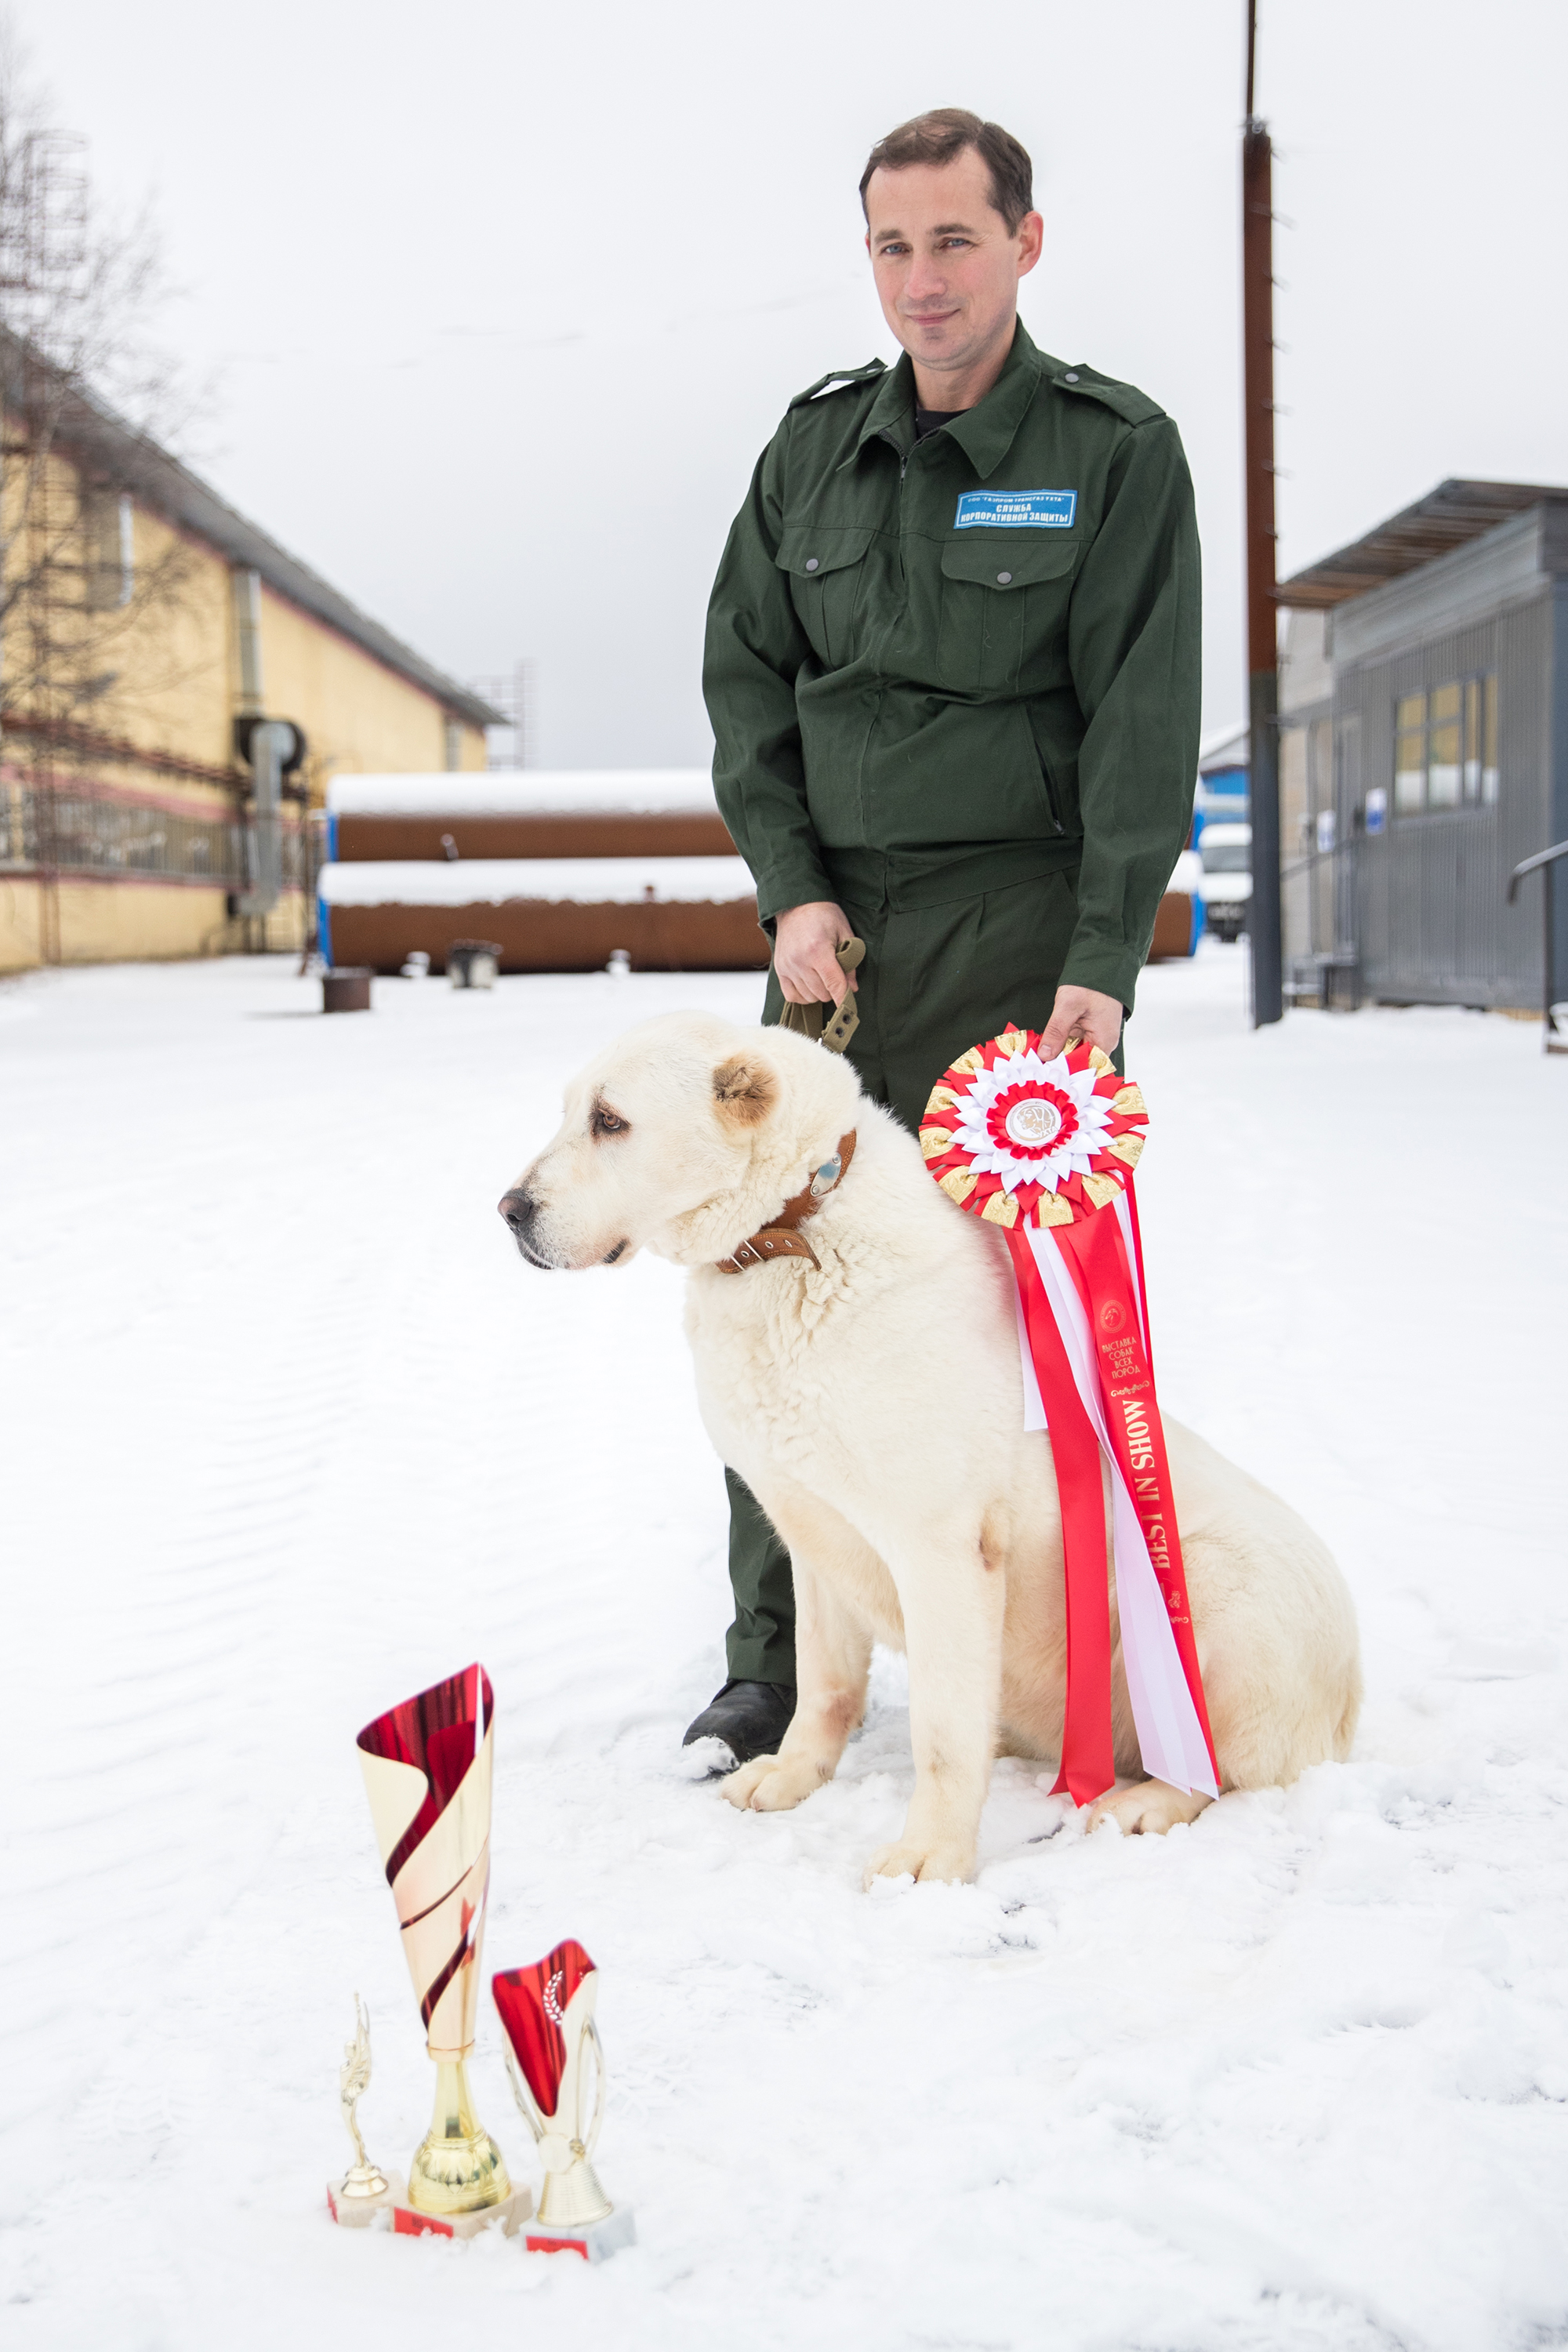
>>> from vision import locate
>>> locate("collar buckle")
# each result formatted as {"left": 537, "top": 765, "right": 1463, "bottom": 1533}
{"left": 716, "top": 1130, "right": 858, "bottom": 1276}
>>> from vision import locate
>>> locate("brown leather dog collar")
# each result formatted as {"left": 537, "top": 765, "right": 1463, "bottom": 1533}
{"left": 716, "top": 1131, "right": 857, "bottom": 1274}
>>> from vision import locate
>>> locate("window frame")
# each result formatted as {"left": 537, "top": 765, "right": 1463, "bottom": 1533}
{"left": 1390, "top": 670, "right": 1498, "bottom": 817}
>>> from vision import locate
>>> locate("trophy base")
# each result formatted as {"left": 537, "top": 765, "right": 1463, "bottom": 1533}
{"left": 523, "top": 2205, "right": 637, "bottom": 2264}
{"left": 327, "top": 2171, "right": 535, "bottom": 2240}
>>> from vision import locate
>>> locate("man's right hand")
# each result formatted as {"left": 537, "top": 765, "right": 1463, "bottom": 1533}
{"left": 774, "top": 901, "right": 858, "bottom": 1006}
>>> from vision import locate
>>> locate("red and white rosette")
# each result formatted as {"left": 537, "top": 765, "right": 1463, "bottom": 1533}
{"left": 922, "top": 1028, "right": 1218, "bottom": 1807}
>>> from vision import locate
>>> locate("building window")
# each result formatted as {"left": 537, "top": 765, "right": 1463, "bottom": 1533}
{"left": 81, "top": 486, "right": 136, "bottom": 611}
{"left": 1394, "top": 694, "right": 1425, "bottom": 813}
{"left": 1465, "top": 674, "right": 1497, "bottom": 804}
{"left": 1392, "top": 673, "right": 1497, "bottom": 814}
{"left": 443, "top": 718, "right": 463, "bottom": 772}
{"left": 118, "top": 495, "right": 135, "bottom": 606}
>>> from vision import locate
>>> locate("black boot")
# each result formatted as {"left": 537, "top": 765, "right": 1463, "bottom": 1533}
{"left": 682, "top": 1679, "right": 796, "bottom": 1767}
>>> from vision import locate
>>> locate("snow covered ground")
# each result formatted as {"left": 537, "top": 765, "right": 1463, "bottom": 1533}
{"left": 3, "top": 942, "right": 1566, "bottom": 2351}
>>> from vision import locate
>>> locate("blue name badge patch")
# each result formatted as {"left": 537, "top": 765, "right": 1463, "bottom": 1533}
{"left": 954, "top": 488, "right": 1076, "bottom": 531}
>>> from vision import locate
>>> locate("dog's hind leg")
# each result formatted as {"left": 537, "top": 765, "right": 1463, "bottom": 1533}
{"left": 721, "top": 1492, "right": 875, "bottom": 1817}
{"left": 864, "top": 1528, "right": 1006, "bottom": 1887}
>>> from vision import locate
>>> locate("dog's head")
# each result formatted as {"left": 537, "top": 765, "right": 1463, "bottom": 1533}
{"left": 498, "top": 1011, "right": 861, "bottom": 1272}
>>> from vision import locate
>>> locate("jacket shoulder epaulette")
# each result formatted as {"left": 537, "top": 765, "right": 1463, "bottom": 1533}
{"left": 787, "top": 360, "right": 887, "bottom": 411}
{"left": 1039, "top": 354, "right": 1167, "bottom": 429}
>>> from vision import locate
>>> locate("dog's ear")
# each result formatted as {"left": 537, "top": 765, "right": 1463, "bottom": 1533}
{"left": 713, "top": 1051, "right": 779, "bottom": 1128}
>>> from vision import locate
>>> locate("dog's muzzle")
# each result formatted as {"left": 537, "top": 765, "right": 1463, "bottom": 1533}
{"left": 498, "top": 1187, "right": 551, "bottom": 1266}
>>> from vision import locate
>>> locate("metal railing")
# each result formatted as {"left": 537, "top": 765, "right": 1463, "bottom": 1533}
{"left": 1506, "top": 839, "right": 1568, "bottom": 1054}
{"left": 0, "top": 779, "right": 309, "bottom": 890}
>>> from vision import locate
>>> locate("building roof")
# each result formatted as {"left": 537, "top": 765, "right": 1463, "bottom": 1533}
{"left": 1276, "top": 479, "right": 1568, "bottom": 612}
{"left": 1198, "top": 723, "right": 1248, "bottom": 774}
{"left": 24, "top": 331, "right": 502, "bottom": 731}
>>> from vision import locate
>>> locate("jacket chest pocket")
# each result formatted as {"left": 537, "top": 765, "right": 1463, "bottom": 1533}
{"left": 777, "top": 528, "right": 873, "bottom": 672}
{"left": 938, "top": 535, "right": 1079, "bottom": 692}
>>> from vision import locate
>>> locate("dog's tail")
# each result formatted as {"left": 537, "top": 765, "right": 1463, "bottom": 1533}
{"left": 1332, "top": 1656, "right": 1364, "bottom": 1762}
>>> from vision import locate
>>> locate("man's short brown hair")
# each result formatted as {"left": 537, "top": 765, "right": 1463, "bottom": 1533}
{"left": 858, "top": 108, "right": 1034, "bottom": 235}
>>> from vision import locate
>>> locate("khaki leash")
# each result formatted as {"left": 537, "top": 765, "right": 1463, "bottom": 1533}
{"left": 776, "top": 935, "right": 865, "bottom": 1054}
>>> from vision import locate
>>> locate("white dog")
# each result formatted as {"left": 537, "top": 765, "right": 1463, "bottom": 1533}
{"left": 500, "top": 1011, "right": 1361, "bottom": 1886}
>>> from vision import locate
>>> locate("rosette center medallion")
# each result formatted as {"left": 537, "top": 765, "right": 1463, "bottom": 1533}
{"left": 995, "top": 1083, "right": 1076, "bottom": 1155}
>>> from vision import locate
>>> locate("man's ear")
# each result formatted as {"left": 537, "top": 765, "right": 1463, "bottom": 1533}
{"left": 713, "top": 1051, "right": 779, "bottom": 1128}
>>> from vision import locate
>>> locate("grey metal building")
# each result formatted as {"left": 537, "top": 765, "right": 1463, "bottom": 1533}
{"left": 1277, "top": 481, "right": 1568, "bottom": 1011}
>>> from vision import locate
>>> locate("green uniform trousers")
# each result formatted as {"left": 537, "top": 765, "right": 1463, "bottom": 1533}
{"left": 722, "top": 852, "right": 1105, "bottom": 1686}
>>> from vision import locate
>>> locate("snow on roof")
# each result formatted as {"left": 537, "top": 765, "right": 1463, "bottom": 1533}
{"left": 327, "top": 768, "right": 718, "bottom": 817}
{"left": 318, "top": 856, "right": 757, "bottom": 907}
{"left": 1199, "top": 724, "right": 1248, "bottom": 772}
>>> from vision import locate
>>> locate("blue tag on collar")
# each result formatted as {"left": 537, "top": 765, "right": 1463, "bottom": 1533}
{"left": 954, "top": 488, "right": 1076, "bottom": 530}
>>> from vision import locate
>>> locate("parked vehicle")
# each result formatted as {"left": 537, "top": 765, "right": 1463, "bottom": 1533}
{"left": 1200, "top": 822, "right": 1252, "bottom": 942}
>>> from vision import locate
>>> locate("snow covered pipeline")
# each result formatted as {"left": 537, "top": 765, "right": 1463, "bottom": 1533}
{"left": 317, "top": 771, "right": 768, "bottom": 975}
{"left": 325, "top": 770, "right": 720, "bottom": 818}
{"left": 318, "top": 858, "right": 758, "bottom": 909}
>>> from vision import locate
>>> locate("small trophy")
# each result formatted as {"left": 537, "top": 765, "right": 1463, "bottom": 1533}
{"left": 492, "top": 1940, "right": 636, "bottom": 2262}
{"left": 349, "top": 1662, "right": 530, "bottom": 2238}
{"left": 325, "top": 1996, "right": 399, "bottom": 2226}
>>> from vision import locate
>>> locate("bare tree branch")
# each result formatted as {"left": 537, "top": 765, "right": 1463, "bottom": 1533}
{"left": 0, "top": 35, "right": 198, "bottom": 749}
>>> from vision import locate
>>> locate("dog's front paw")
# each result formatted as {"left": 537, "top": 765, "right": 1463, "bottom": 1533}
{"left": 719, "top": 1754, "right": 824, "bottom": 1813}
{"left": 1086, "top": 1780, "right": 1214, "bottom": 1837}
{"left": 863, "top": 1838, "right": 973, "bottom": 1887}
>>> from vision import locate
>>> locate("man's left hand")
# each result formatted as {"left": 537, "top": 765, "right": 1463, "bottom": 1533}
{"left": 1038, "top": 984, "right": 1123, "bottom": 1062}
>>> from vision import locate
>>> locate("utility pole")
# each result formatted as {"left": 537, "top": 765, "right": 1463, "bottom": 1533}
{"left": 1243, "top": 1, "right": 1283, "bottom": 1025}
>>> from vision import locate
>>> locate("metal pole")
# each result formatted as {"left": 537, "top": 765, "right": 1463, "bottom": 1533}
{"left": 1243, "top": 3, "right": 1283, "bottom": 1025}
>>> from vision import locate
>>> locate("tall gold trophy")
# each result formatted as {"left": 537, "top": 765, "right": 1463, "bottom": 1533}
{"left": 345, "top": 1661, "right": 531, "bottom": 2238}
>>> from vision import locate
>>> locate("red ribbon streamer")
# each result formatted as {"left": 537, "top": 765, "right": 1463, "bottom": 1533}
{"left": 1055, "top": 1203, "right": 1218, "bottom": 1785}
{"left": 1005, "top": 1226, "right": 1115, "bottom": 1805}
{"left": 1005, "top": 1192, "right": 1218, "bottom": 1804}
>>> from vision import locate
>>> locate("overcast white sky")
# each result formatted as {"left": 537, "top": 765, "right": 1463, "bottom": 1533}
{"left": 27, "top": 0, "right": 1568, "bottom": 768}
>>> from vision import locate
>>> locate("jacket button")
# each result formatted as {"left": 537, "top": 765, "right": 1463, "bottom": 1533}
{"left": 996, "top": 571, "right": 1013, "bottom": 585}
{"left": 1065, "top": 371, "right": 1080, "bottom": 383}
{"left": 804, "top": 557, "right": 820, "bottom": 572}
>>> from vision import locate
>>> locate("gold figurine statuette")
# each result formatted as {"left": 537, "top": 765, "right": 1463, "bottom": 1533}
{"left": 338, "top": 1995, "right": 389, "bottom": 2198}
{"left": 325, "top": 1993, "right": 405, "bottom": 2227}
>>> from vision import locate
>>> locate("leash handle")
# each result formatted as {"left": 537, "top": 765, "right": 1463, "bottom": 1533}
{"left": 778, "top": 936, "right": 864, "bottom": 1054}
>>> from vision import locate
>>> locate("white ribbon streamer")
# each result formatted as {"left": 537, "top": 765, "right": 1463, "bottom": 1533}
{"left": 1014, "top": 1280, "right": 1048, "bottom": 1432}
{"left": 1022, "top": 1224, "right": 1217, "bottom": 1799}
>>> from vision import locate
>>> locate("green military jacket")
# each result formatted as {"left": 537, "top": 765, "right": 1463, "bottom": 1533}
{"left": 703, "top": 321, "right": 1201, "bottom": 1011}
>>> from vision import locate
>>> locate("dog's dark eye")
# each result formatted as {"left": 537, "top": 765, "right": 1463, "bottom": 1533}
{"left": 591, "top": 1105, "right": 629, "bottom": 1138}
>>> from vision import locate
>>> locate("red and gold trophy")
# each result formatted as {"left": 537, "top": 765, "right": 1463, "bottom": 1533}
{"left": 333, "top": 1662, "right": 532, "bottom": 2238}
{"left": 492, "top": 1941, "right": 636, "bottom": 2263}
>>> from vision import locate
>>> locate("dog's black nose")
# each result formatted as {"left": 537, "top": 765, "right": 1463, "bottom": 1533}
{"left": 498, "top": 1188, "right": 534, "bottom": 1235}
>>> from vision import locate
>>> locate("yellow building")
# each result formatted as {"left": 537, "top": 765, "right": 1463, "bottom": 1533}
{"left": 0, "top": 354, "right": 496, "bottom": 974}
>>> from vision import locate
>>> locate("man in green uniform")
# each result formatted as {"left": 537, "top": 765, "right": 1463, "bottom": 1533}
{"left": 682, "top": 106, "right": 1200, "bottom": 1764}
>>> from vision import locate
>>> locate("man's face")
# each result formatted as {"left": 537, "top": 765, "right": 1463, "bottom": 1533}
{"left": 865, "top": 150, "right": 1042, "bottom": 386}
